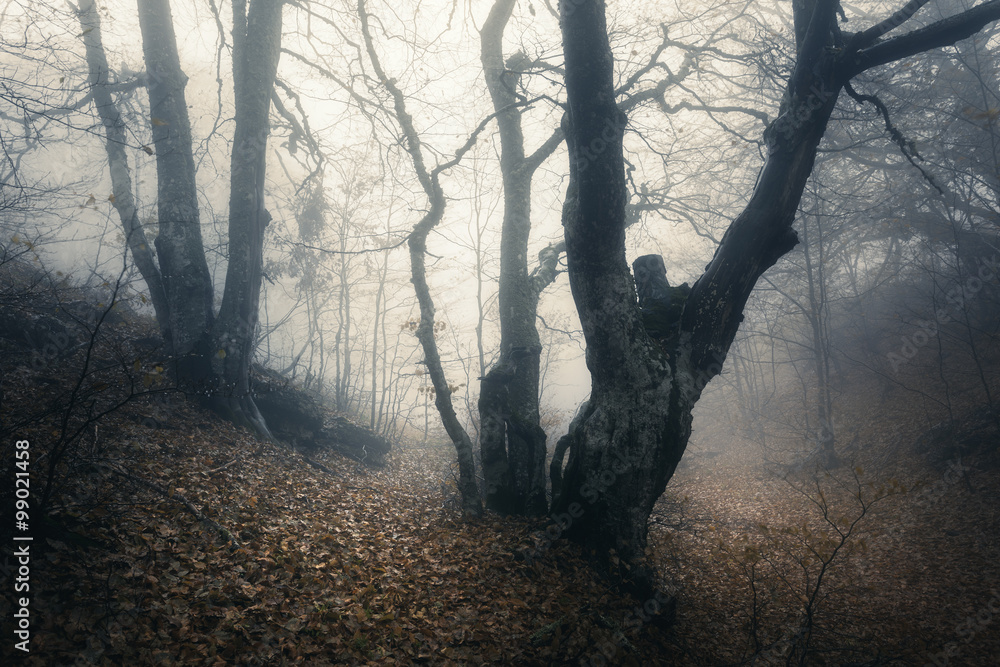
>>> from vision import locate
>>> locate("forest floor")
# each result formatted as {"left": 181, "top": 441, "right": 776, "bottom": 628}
{"left": 2, "top": 340, "right": 999, "bottom": 665}
{"left": 655, "top": 375, "right": 1000, "bottom": 667}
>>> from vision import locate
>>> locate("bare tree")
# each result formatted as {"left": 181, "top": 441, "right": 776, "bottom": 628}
{"left": 477, "top": 0, "right": 750, "bottom": 516}
{"left": 100, "top": 0, "right": 285, "bottom": 432}
{"left": 135, "top": 0, "right": 215, "bottom": 388}
{"left": 211, "top": 0, "right": 285, "bottom": 426}
{"left": 357, "top": 0, "right": 486, "bottom": 516}
{"left": 477, "top": 0, "right": 564, "bottom": 516}
{"left": 552, "top": 0, "right": 1000, "bottom": 596}
{"left": 78, "top": 0, "right": 169, "bottom": 332}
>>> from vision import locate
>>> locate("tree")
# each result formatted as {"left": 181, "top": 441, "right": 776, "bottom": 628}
{"left": 79, "top": 0, "right": 170, "bottom": 335}
{"left": 552, "top": 0, "right": 1000, "bottom": 596}
{"left": 757, "top": 183, "right": 859, "bottom": 469}
{"left": 95, "top": 0, "right": 284, "bottom": 432}
{"left": 357, "top": 0, "right": 485, "bottom": 517}
{"left": 134, "top": 0, "right": 216, "bottom": 386}
{"left": 212, "top": 0, "right": 285, "bottom": 425}
{"left": 477, "top": 0, "right": 564, "bottom": 516}
{"left": 477, "top": 0, "right": 747, "bottom": 516}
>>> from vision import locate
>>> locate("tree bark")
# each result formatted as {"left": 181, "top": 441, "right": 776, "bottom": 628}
{"left": 211, "top": 0, "right": 283, "bottom": 435}
{"left": 136, "top": 0, "right": 287, "bottom": 436}
{"left": 136, "top": 0, "right": 215, "bottom": 386}
{"left": 554, "top": 0, "right": 1000, "bottom": 597}
{"left": 478, "top": 0, "right": 563, "bottom": 515}
{"left": 79, "top": 0, "right": 170, "bottom": 335}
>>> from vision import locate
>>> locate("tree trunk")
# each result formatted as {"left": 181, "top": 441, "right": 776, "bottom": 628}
{"left": 136, "top": 0, "right": 287, "bottom": 436}
{"left": 358, "top": 0, "right": 483, "bottom": 517}
{"left": 79, "top": 0, "right": 170, "bottom": 334}
{"left": 553, "top": 0, "right": 1000, "bottom": 597}
{"left": 478, "top": 0, "right": 563, "bottom": 515}
{"left": 336, "top": 223, "right": 352, "bottom": 411}
{"left": 800, "top": 209, "right": 838, "bottom": 467}
{"left": 136, "top": 0, "right": 215, "bottom": 387}
{"left": 211, "top": 0, "right": 283, "bottom": 435}
{"left": 370, "top": 250, "right": 385, "bottom": 430}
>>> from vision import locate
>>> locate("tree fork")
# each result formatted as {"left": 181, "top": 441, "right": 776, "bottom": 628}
{"left": 478, "top": 0, "right": 564, "bottom": 516}
{"left": 555, "top": 0, "right": 1000, "bottom": 599}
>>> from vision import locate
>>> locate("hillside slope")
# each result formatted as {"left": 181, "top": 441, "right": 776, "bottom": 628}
{"left": 1, "top": 262, "right": 998, "bottom": 665}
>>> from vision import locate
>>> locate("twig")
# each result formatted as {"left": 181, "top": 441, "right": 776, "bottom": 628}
{"left": 206, "top": 455, "right": 244, "bottom": 476}
{"left": 302, "top": 454, "right": 340, "bottom": 477}
{"left": 98, "top": 463, "right": 239, "bottom": 546}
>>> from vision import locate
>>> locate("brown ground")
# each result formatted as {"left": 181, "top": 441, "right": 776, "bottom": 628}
{"left": 2, "top": 343, "right": 998, "bottom": 666}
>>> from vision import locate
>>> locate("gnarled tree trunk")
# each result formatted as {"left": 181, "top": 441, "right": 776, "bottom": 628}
{"left": 553, "top": 0, "right": 1000, "bottom": 597}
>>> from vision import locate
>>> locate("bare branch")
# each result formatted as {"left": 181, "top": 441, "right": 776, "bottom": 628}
{"left": 848, "top": 0, "right": 934, "bottom": 49}
{"left": 849, "top": 0, "right": 1000, "bottom": 75}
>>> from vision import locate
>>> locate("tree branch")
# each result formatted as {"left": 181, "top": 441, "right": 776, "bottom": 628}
{"left": 529, "top": 241, "right": 565, "bottom": 294}
{"left": 849, "top": 0, "right": 1000, "bottom": 75}
{"left": 843, "top": 81, "right": 943, "bottom": 194}
{"left": 523, "top": 126, "right": 564, "bottom": 175}
{"left": 847, "top": 0, "right": 934, "bottom": 49}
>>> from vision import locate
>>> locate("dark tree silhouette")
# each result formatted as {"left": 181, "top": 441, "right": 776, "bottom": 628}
{"left": 114, "top": 0, "right": 284, "bottom": 433}
{"left": 552, "top": 0, "right": 1000, "bottom": 596}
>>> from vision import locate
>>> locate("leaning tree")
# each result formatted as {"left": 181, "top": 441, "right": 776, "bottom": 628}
{"left": 551, "top": 0, "right": 1000, "bottom": 596}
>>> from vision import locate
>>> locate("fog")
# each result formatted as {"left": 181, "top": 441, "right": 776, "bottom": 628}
{"left": 2, "top": 0, "right": 999, "bottom": 663}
